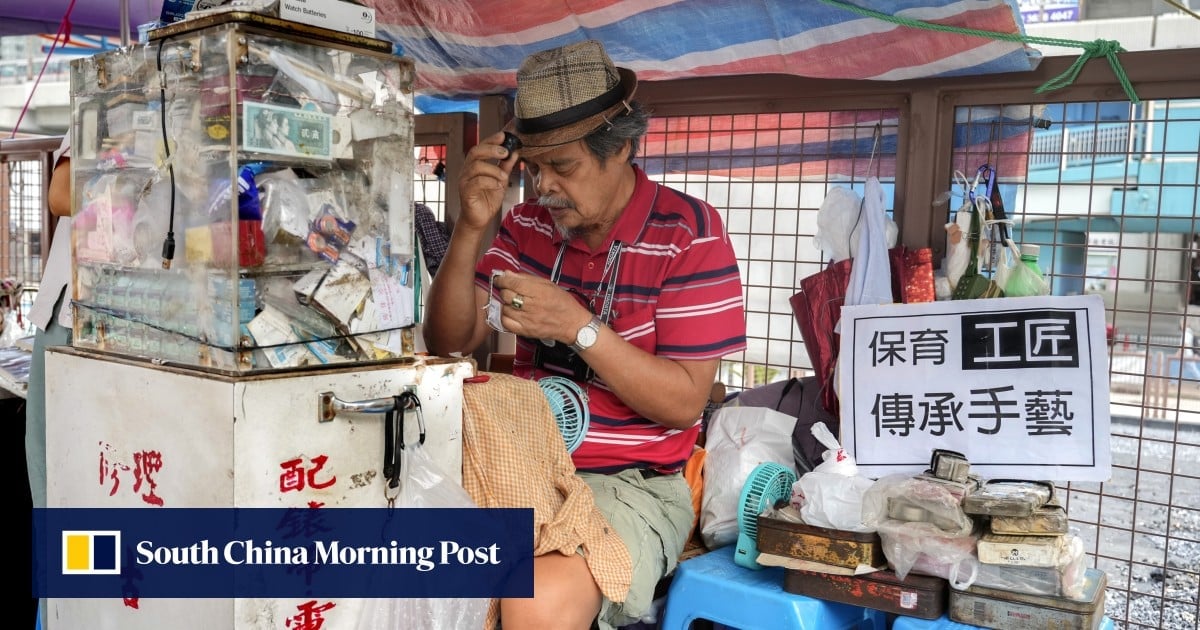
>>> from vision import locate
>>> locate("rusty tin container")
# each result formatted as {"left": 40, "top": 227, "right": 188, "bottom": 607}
{"left": 963, "top": 480, "right": 1054, "bottom": 517}
{"left": 949, "top": 567, "right": 1106, "bottom": 630}
{"left": 991, "top": 501, "right": 1069, "bottom": 536}
{"left": 784, "top": 568, "right": 948, "bottom": 619}
{"left": 757, "top": 515, "right": 886, "bottom": 569}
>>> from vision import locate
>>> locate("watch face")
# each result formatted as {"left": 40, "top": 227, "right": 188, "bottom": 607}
{"left": 577, "top": 324, "right": 598, "bottom": 349}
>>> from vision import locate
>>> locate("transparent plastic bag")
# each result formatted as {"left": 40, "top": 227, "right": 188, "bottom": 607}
{"left": 971, "top": 534, "right": 1087, "bottom": 599}
{"left": 862, "top": 474, "right": 974, "bottom": 536}
{"left": 863, "top": 475, "right": 979, "bottom": 584}
{"left": 994, "top": 239, "right": 1020, "bottom": 292}
{"left": 874, "top": 518, "right": 979, "bottom": 587}
{"left": 354, "top": 444, "right": 490, "bottom": 630}
{"left": 1002, "top": 242, "right": 1050, "bottom": 298}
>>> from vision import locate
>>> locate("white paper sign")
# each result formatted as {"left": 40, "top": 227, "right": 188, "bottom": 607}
{"left": 838, "top": 294, "right": 1111, "bottom": 481}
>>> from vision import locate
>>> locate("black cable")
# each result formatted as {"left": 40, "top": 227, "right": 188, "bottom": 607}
{"left": 156, "top": 38, "right": 177, "bottom": 269}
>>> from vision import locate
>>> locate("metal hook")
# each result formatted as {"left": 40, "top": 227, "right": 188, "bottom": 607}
{"left": 396, "top": 390, "right": 426, "bottom": 447}
{"left": 864, "top": 122, "right": 883, "bottom": 178}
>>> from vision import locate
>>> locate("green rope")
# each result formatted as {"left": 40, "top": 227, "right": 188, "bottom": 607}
{"left": 817, "top": 0, "right": 1140, "bottom": 104}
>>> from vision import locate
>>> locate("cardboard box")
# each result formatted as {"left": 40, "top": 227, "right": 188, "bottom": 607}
{"left": 279, "top": 0, "right": 376, "bottom": 37}
{"left": 159, "top": 0, "right": 226, "bottom": 25}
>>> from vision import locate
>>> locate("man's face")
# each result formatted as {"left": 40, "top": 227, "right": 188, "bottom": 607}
{"left": 523, "top": 139, "right": 627, "bottom": 240}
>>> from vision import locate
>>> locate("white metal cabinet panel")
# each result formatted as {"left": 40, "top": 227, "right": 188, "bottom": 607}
{"left": 232, "top": 358, "right": 472, "bottom": 507}
{"left": 44, "top": 349, "right": 474, "bottom": 630}
{"left": 45, "top": 349, "right": 236, "bottom": 509}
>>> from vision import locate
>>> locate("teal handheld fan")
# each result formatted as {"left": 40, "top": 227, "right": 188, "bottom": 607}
{"left": 734, "top": 461, "right": 798, "bottom": 570}
{"left": 538, "top": 376, "right": 589, "bottom": 453}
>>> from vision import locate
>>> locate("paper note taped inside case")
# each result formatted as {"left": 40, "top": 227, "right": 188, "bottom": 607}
{"left": 331, "top": 116, "right": 353, "bottom": 159}
{"left": 247, "top": 304, "right": 316, "bottom": 368}
{"left": 293, "top": 260, "right": 371, "bottom": 327}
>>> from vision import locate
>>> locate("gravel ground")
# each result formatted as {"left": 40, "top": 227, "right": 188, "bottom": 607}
{"left": 1089, "top": 417, "right": 1199, "bottom": 629}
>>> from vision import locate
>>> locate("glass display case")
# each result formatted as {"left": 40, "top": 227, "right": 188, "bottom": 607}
{"left": 68, "top": 12, "right": 417, "bottom": 373}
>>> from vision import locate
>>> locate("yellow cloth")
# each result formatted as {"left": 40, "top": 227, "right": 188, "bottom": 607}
{"left": 461, "top": 372, "right": 633, "bottom": 628}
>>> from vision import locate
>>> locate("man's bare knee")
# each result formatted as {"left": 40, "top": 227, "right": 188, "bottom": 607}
{"left": 501, "top": 552, "right": 601, "bottom": 630}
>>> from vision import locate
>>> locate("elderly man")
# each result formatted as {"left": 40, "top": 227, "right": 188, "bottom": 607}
{"left": 424, "top": 40, "right": 746, "bottom": 630}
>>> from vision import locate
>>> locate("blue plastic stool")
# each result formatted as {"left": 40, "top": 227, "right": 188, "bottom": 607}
{"left": 892, "top": 613, "right": 1114, "bottom": 629}
{"left": 659, "top": 547, "right": 888, "bottom": 630}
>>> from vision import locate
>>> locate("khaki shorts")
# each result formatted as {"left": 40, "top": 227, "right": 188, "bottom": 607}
{"left": 578, "top": 469, "right": 693, "bottom": 630}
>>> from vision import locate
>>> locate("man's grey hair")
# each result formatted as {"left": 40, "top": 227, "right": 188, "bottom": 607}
{"left": 583, "top": 101, "right": 650, "bottom": 164}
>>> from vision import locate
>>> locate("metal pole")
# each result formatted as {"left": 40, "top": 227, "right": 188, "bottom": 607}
{"left": 120, "top": 0, "right": 130, "bottom": 47}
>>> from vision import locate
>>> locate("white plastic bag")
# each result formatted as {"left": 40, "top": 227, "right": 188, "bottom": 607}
{"left": 794, "top": 422, "right": 874, "bottom": 532}
{"left": 944, "top": 169, "right": 987, "bottom": 290}
{"left": 354, "top": 444, "right": 489, "bottom": 630}
{"left": 813, "top": 185, "right": 898, "bottom": 263}
{"left": 795, "top": 472, "right": 875, "bottom": 532}
{"left": 810, "top": 422, "right": 857, "bottom": 476}
{"left": 813, "top": 186, "right": 863, "bottom": 263}
{"left": 700, "top": 406, "right": 796, "bottom": 549}
{"left": 944, "top": 202, "right": 973, "bottom": 291}
{"left": 0, "top": 310, "right": 26, "bottom": 347}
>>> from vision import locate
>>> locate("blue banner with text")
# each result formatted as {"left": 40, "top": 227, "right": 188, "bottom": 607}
{"left": 34, "top": 508, "right": 534, "bottom": 598}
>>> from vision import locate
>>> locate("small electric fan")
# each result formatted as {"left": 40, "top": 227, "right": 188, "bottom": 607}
{"left": 734, "top": 462, "right": 798, "bottom": 570}
{"left": 538, "top": 376, "right": 589, "bottom": 453}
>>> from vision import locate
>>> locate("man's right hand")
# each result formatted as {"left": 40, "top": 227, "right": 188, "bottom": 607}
{"left": 458, "top": 131, "right": 520, "bottom": 231}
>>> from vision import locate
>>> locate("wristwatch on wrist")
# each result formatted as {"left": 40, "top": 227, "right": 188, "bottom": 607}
{"left": 569, "top": 316, "right": 602, "bottom": 353}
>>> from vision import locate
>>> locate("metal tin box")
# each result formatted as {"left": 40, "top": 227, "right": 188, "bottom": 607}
{"left": 757, "top": 515, "right": 886, "bottom": 569}
{"left": 784, "top": 569, "right": 947, "bottom": 619}
{"left": 949, "top": 567, "right": 1106, "bottom": 630}
{"left": 977, "top": 532, "right": 1073, "bottom": 567}
{"left": 991, "top": 500, "right": 1069, "bottom": 535}
{"left": 963, "top": 480, "right": 1054, "bottom": 517}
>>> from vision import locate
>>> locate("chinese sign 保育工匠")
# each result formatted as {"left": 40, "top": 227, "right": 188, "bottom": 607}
{"left": 838, "top": 294, "right": 1111, "bottom": 481}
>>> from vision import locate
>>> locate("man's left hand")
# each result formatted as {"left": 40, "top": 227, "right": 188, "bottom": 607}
{"left": 492, "top": 272, "right": 594, "bottom": 345}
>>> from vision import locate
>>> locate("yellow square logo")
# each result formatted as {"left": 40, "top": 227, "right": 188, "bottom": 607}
{"left": 62, "top": 530, "right": 121, "bottom": 575}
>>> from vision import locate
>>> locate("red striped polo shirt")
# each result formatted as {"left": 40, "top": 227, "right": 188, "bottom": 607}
{"left": 476, "top": 165, "right": 747, "bottom": 473}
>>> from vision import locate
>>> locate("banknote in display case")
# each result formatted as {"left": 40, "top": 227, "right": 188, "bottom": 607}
{"left": 243, "top": 101, "right": 333, "bottom": 160}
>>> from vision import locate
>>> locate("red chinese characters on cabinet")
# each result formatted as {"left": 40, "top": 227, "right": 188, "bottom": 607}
{"left": 279, "top": 454, "right": 337, "bottom": 493}
{"left": 285, "top": 599, "right": 336, "bottom": 630}
{"left": 98, "top": 441, "right": 164, "bottom": 506}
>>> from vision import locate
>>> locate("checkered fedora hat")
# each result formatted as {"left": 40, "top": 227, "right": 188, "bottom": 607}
{"left": 505, "top": 40, "right": 637, "bottom": 157}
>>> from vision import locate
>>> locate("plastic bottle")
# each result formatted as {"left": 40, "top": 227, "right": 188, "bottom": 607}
{"left": 1005, "top": 244, "right": 1050, "bottom": 297}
